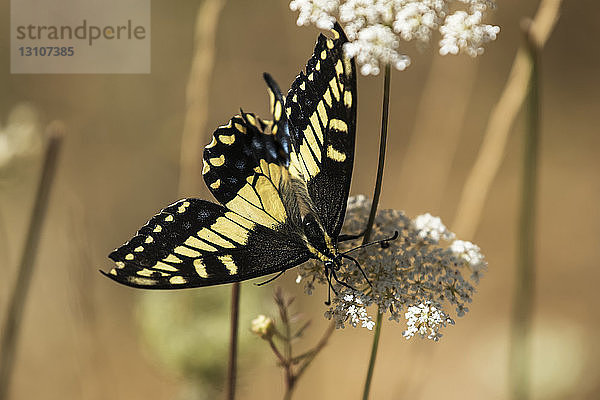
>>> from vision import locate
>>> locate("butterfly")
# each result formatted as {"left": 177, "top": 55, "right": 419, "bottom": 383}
{"left": 103, "top": 23, "right": 360, "bottom": 294}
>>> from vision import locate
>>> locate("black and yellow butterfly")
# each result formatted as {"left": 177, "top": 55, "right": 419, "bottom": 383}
{"left": 103, "top": 23, "right": 358, "bottom": 291}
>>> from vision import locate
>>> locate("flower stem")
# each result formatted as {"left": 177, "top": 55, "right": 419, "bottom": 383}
{"left": 509, "top": 22, "right": 540, "bottom": 400}
{"left": 363, "top": 63, "right": 391, "bottom": 244}
{"left": 362, "top": 311, "right": 383, "bottom": 400}
{"left": 0, "top": 122, "right": 64, "bottom": 400}
{"left": 361, "top": 63, "right": 391, "bottom": 400}
{"left": 226, "top": 282, "right": 241, "bottom": 400}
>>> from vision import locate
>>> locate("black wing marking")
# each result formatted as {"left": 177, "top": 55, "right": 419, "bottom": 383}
{"left": 284, "top": 23, "right": 357, "bottom": 237}
{"left": 263, "top": 73, "right": 294, "bottom": 167}
{"left": 104, "top": 199, "right": 310, "bottom": 289}
{"left": 202, "top": 113, "right": 299, "bottom": 230}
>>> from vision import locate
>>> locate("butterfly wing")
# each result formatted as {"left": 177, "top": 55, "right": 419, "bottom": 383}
{"left": 105, "top": 198, "right": 310, "bottom": 289}
{"left": 106, "top": 110, "right": 313, "bottom": 289}
{"left": 284, "top": 23, "right": 357, "bottom": 238}
{"left": 202, "top": 112, "right": 303, "bottom": 230}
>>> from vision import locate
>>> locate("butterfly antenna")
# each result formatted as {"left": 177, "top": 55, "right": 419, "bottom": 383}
{"left": 341, "top": 230, "right": 399, "bottom": 255}
{"left": 341, "top": 254, "right": 372, "bottom": 289}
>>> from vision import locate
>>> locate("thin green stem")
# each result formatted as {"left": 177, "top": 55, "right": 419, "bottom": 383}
{"left": 361, "top": 64, "right": 391, "bottom": 400}
{"left": 363, "top": 63, "right": 391, "bottom": 245}
{"left": 362, "top": 311, "right": 383, "bottom": 400}
{"left": 509, "top": 23, "right": 540, "bottom": 400}
{"left": 226, "top": 282, "right": 241, "bottom": 400}
{"left": 0, "top": 123, "right": 64, "bottom": 400}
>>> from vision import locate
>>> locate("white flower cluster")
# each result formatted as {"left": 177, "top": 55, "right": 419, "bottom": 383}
{"left": 413, "top": 212, "right": 454, "bottom": 242}
{"left": 289, "top": 0, "right": 499, "bottom": 75}
{"left": 290, "top": 0, "right": 340, "bottom": 29}
{"left": 296, "top": 195, "right": 487, "bottom": 340}
{"left": 439, "top": 10, "right": 500, "bottom": 56}
{"left": 403, "top": 301, "right": 454, "bottom": 341}
{"left": 325, "top": 293, "right": 376, "bottom": 329}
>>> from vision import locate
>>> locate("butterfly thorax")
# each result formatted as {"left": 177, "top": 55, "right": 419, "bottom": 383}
{"left": 301, "top": 213, "right": 340, "bottom": 267}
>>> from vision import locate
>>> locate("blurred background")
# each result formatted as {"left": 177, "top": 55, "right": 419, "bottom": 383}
{"left": 1, "top": 0, "right": 599, "bottom": 399}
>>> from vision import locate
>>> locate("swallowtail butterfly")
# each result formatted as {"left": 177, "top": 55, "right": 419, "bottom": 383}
{"left": 103, "top": 23, "right": 358, "bottom": 292}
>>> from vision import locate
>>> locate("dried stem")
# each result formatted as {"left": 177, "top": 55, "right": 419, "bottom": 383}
{"left": 0, "top": 122, "right": 64, "bottom": 400}
{"left": 262, "top": 289, "right": 335, "bottom": 400}
{"left": 509, "top": 19, "right": 541, "bottom": 400}
{"left": 452, "top": 0, "right": 563, "bottom": 239}
{"left": 178, "top": 0, "right": 226, "bottom": 197}
{"left": 226, "top": 282, "right": 240, "bottom": 400}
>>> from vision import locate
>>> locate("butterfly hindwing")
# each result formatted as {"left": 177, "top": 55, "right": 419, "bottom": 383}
{"left": 285, "top": 23, "right": 357, "bottom": 237}
{"left": 105, "top": 199, "right": 310, "bottom": 289}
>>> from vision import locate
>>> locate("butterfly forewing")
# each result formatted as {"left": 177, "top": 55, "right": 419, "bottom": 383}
{"left": 105, "top": 199, "right": 310, "bottom": 288}
{"left": 285, "top": 23, "right": 357, "bottom": 237}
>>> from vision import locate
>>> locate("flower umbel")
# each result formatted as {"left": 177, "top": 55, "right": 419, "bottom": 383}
{"left": 289, "top": 0, "right": 500, "bottom": 75}
{"left": 297, "top": 195, "right": 487, "bottom": 340}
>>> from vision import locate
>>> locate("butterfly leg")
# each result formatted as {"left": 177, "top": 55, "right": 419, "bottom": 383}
{"left": 338, "top": 228, "right": 367, "bottom": 243}
{"left": 330, "top": 267, "right": 358, "bottom": 292}
{"left": 255, "top": 270, "right": 287, "bottom": 286}
{"left": 324, "top": 263, "right": 338, "bottom": 306}
{"left": 341, "top": 254, "right": 373, "bottom": 289}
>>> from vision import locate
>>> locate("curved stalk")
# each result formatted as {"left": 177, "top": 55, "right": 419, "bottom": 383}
{"left": 363, "top": 64, "right": 391, "bottom": 244}
{"left": 226, "top": 282, "right": 241, "bottom": 400}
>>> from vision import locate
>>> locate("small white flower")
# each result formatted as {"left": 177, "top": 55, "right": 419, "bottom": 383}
{"left": 393, "top": 1, "right": 445, "bottom": 44}
{"left": 439, "top": 10, "right": 500, "bottom": 56}
{"left": 296, "top": 274, "right": 303, "bottom": 284}
{"left": 290, "top": 0, "right": 339, "bottom": 29}
{"left": 251, "top": 315, "right": 275, "bottom": 339}
{"left": 326, "top": 293, "right": 375, "bottom": 329}
{"left": 413, "top": 212, "right": 455, "bottom": 243}
{"left": 450, "top": 239, "right": 487, "bottom": 282}
{"left": 343, "top": 24, "right": 411, "bottom": 75}
{"left": 403, "top": 301, "right": 454, "bottom": 341}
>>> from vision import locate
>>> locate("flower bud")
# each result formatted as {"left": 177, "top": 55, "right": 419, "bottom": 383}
{"left": 251, "top": 315, "right": 274, "bottom": 339}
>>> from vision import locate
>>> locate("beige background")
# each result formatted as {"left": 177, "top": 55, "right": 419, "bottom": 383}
{"left": 1, "top": 0, "right": 599, "bottom": 399}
